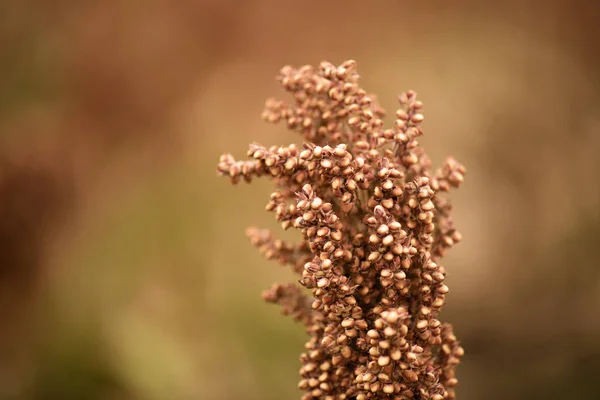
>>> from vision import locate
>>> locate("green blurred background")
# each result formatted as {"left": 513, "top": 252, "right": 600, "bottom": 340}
{"left": 1, "top": 1, "right": 599, "bottom": 399}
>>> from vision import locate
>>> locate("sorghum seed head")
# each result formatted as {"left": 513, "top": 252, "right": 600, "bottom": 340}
{"left": 218, "top": 60, "right": 465, "bottom": 400}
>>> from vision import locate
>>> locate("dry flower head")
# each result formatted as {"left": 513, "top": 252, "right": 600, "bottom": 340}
{"left": 217, "top": 60, "right": 466, "bottom": 400}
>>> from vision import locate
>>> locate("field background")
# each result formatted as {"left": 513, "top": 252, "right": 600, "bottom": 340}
{"left": 1, "top": 1, "right": 599, "bottom": 399}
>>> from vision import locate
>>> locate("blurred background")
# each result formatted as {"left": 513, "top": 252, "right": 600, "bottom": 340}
{"left": 1, "top": 1, "right": 599, "bottom": 399}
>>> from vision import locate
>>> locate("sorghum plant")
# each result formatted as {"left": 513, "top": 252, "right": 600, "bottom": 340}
{"left": 217, "top": 60, "right": 465, "bottom": 400}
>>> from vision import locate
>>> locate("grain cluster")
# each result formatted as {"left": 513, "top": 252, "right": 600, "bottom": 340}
{"left": 218, "top": 60, "right": 466, "bottom": 400}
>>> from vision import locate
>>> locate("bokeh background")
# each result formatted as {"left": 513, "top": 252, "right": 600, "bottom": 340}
{"left": 1, "top": 1, "right": 599, "bottom": 399}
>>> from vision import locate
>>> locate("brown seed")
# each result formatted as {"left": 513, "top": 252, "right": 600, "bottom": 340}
{"left": 411, "top": 113, "right": 424, "bottom": 123}
{"left": 367, "top": 329, "right": 379, "bottom": 339}
{"left": 403, "top": 153, "right": 418, "bottom": 165}
{"left": 331, "top": 177, "right": 343, "bottom": 190}
{"left": 416, "top": 320, "right": 428, "bottom": 330}
{"left": 382, "top": 180, "right": 394, "bottom": 190}
{"left": 341, "top": 346, "right": 352, "bottom": 358}
{"left": 317, "top": 278, "right": 329, "bottom": 288}
{"left": 396, "top": 109, "right": 408, "bottom": 120}
{"left": 310, "top": 197, "right": 323, "bottom": 209}
{"left": 342, "top": 192, "right": 353, "bottom": 203}
{"left": 320, "top": 159, "right": 333, "bottom": 169}
{"left": 341, "top": 318, "right": 354, "bottom": 328}
{"left": 383, "top": 327, "right": 396, "bottom": 337}
{"left": 378, "top": 224, "right": 391, "bottom": 235}
{"left": 317, "top": 227, "right": 330, "bottom": 237}
{"left": 432, "top": 297, "right": 445, "bottom": 308}
{"left": 303, "top": 211, "right": 316, "bottom": 221}
{"left": 380, "top": 269, "right": 392, "bottom": 278}
{"left": 370, "top": 382, "right": 381, "bottom": 393}
{"left": 385, "top": 310, "right": 399, "bottom": 324}
{"left": 390, "top": 349, "right": 402, "bottom": 360}
{"left": 382, "top": 235, "right": 394, "bottom": 246}
{"left": 402, "top": 370, "right": 418, "bottom": 382}
{"left": 420, "top": 199, "right": 434, "bottom": 211}
{"left": 381, "top": 198, "right": 394, "bottom": 209}
{"left": 394, "top": 272, "right": 406, "bottom": 281}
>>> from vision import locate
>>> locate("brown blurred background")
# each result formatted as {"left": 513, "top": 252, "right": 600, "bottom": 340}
{"left": 1, "top": 1, "right": 599, "bottom": 399}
